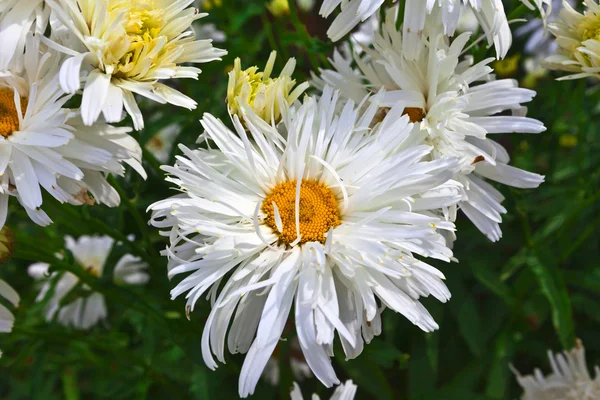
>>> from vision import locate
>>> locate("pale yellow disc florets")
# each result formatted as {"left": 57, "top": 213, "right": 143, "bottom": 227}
{"left": 227, "top": 51, "right": 309, "bottom": 124}
{"left": 262, "top": 179, "right": 341, "bottom": 245}
{"left": 0, "top": 88, "right": 27, "bottom": 138}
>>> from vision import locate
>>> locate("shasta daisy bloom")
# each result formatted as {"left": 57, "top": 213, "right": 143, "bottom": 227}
{"left": 291, "top": 380, "right": 357, "bottom": 400}
{"left": 0, "top": 36, "right": 145, "bottom": 229}
{"left": 0, "top": 278, "right": 19, "bottom": 358}
{"left": 150, "top": 87, "right": 463, "bottom": 397}
{"left": 544, "top": 0, "right": 600, "bottom": 80}
{"left": 0, "top": 0, "right": 45, "bottom": 71}
{"left": 512, "top": 340, "right": 600, "bottom": 400}
{"left": 45, "top": 0, "right": 227, "bottom": 130}
{"left": 227, "top": 51, "right": 309, "bottom": 125}
{"left": 28, "top": 235, "right": 149, "bottom": 329}
{"left": 315, "top": 8, "right": 546, "bottom": 242}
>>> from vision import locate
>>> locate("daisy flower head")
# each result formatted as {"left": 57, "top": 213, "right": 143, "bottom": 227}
{"left": 227, "top": 51, "right": 309, "bottom": 126}
{"left": 28, "top": 235, "right": 149, "bottom": 329}
{"left": 0, "top": 35, "right": 146, "bottom": 229}
{"left": 0, "top": 0, "right": 45, "bottom": 71}
{"left": 0, "top": 278, "right": 19, "bottom": 358}
{"left": 512, "top": 340, "right": 600, "bottom": 400}
{"left": 545, "top": 0, "right": 600, "bottom": 80}
{"left": 150, "top": 86, "right": 463, "bottom": 397}
{"left": 291, "top": 379, "right": 357, "bottom": 400}
{"left": 45, "top": 0, "right": 228, "bottom": 130}
{"left": 315, "top": 7, "right": 546, "bottom": 242}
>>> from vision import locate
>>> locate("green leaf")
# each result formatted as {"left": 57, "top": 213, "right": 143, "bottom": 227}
{"left": 527, "top": 251, "right": 576, "bottom": 349}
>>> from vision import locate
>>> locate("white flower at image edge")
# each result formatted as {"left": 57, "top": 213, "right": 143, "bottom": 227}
{"left": 291, "top": 380, "right": 357, "bottom": 400}
{"left": 314, "top": 7, "right": 546, "bottom": 242}
{"left": 45, "top": 0, "right": 227, "bottom": 130}
{"left": 28, "top": 235, "right": 149, "bottom": 330}
{"left": 150, "top": 87, "right": 464, "bottom": 397}
{"left": 0, "top": 35, "right": 146, "bottom": 230}
{"left": 0, "top": 279, "right": 19, "bottom": 358}
{"left": 513, "top": 340, "right": 600, "bottom": 400}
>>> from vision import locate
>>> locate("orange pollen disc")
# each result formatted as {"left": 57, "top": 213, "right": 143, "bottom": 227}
{"left": 262, "top": 179, "right": 341, "bottom": 245}
{"left": 402, "top": 107, "right": 425, "bottom": 123}
{"left": 0, "top": 88, "right": 27, "bottom": 138}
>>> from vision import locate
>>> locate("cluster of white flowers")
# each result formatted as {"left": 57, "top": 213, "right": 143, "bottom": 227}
{"left": 2, "top": 0, "right": 597, "bottom": 398}
{"left": 0, "top": 0, "right": 224, "bottom": 357}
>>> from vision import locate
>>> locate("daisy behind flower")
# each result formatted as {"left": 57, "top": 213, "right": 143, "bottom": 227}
{"left": 291, "top": 380, "right": 357, "bottom": 400}
{"left": 150, "top": 87, "right": 463, "bottom": 397}
{"left": 0, "top": 0, "right": 44, "bottom": 71}
{"left": 315, "top": 7, "right": 546, "bottom": 242}
{"left": 45, "top": 0, "right": 227, "bottom": 130}
{"left": 0, "top": 278, "right": 19, "bottom": 358}
{"left": 28, "top": 235, "right": 149, "bottom": 329}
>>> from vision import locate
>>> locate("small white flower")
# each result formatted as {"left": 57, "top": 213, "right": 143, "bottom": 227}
{"left": 28, "top": 235, "right": 149, "bottom": 330}
{"left": 545, "top": 0, "right": 600, "bottom": 80}
{"left": 0, "top": 0, "right": 45, "bottom": 71}
{"left": 150, "top": 86, "right": 463, "bottom": 397}
{"left": 145, "top": 122, "right": 181, "bottom": 163}
{"left": 0, "top": 278, "right": 19, "bottom": 358}
{"left": 290, "top": 379, "right": 357, "bottom": 400}
{"left": 45, "top": 0, "right": 227, "bottom": 130}
{"left": 513, "top": 340, "right": 600, "bottom": 400}
{"left": 315, "top": 7, "right": 546, "bottom": 242}
{"left": 0, "top": 36, "right": 145, "bottom": 229}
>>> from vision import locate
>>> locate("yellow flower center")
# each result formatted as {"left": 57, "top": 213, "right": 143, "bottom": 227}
{"left": 262, "top": 180, "right": 341, "bottom": 245}
{"left": 102, "top": 0, "right": 171, "bottom": 78}
{"left": 402, "top": 107, "right": 425, "bottom": 123}
{"left": 580, "top": 13, "right": 600, "bottom": 42}
{"left": 0, "top": 88, "right": 27, "bottom": 138}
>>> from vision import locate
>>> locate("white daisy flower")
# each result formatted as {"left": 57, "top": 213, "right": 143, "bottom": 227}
{"left": 28, "top": 235, "right": 149, "bottom": 330}
{"left": 315, "top": 8, "right": 546, "bottom": 242}
{"left": 0, "top": 278, "right": 19, "bottom": 358}
{"left": 227, "top": 51, "right": 309, "bottom": 126}
{"left": 0, "top": 35, "right": 145, "bottom": 229}
{"left": 291, "top": 379, "right": 357, "bottom": 400}
{"left": 0, "top": 0, "right": 45, "bottom": 71}
{"left": 44, "top": 0, "right": 227, "bottom": 130}
{"left": 149, "top": 87, "right": 463, "bottom": 397}
{"left": 512, "top": 340, "right": 600, "bottom": 400}
{"left": 544, "top": 0, "right": 600, "bottom": 80}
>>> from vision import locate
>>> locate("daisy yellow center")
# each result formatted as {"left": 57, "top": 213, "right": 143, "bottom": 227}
{"left": 262, "top": 180, "right": 341, "bottom": 245}
{"left": 580, "top": 13, "right": 600, "bottom": 42}
{"left": 103, "top": 0, "right": 170, "bottom": 78}
{"left": 402, "top": 107, "right": 425, "bottom": 123}
{"left": 0, "top": 88, "right": 27, "bottom": 138}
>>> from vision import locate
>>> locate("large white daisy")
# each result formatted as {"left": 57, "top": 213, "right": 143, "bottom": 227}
{"left": 0, "top": 35, "right": 145, "bottom": 229}
{"left": 512, "top": 340, "right": 600, "bottom": 400}
{"left": 0, "top": 0, "right": 45, "bottom": 71}
{"left": 0, "top": 278, "right": 19, "bottom": 358}
{"left": 28, "top": 235, "right": 149, "bottom": 330}
{"left": 314, "top": 7, "right": 546, "bottom": 242}
{"left": 45, "top": 0, "right": 227, "bottom": 130}
{"left": 149, "top": 87, "right": 463, "bottom": 397}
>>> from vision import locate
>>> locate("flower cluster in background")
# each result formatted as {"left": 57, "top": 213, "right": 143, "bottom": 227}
{"left": 0, "top": 1, "right": 599, "bottom": 399}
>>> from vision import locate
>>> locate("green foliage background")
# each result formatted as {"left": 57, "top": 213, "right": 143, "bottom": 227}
{"left": 1, "top": 0, "right": 599, "bottom": 399}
